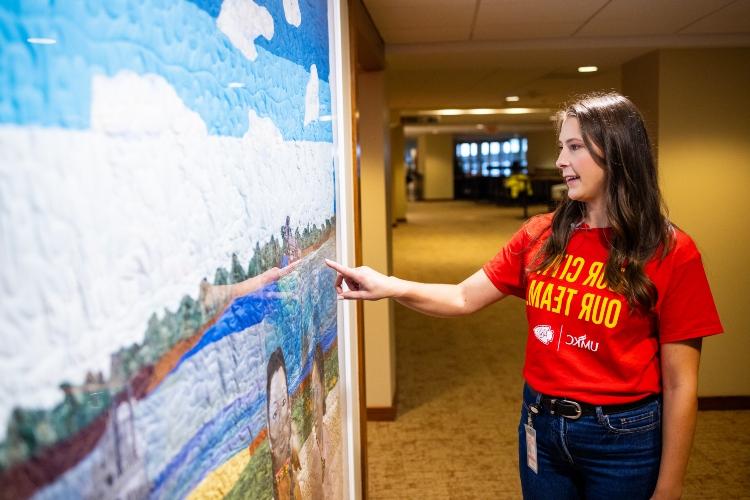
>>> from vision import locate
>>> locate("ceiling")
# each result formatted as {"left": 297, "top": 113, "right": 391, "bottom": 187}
{"left": 361, "top": 0, "right": 750, "bottom": 133}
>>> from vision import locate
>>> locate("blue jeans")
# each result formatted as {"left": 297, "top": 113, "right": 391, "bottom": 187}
{"left": 518, "top": 384, "right": 662, "bottom": 500}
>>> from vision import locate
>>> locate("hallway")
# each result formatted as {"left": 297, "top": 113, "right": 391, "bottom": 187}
{"left": 366, "top": 201, "right": 750, "bottom": 499}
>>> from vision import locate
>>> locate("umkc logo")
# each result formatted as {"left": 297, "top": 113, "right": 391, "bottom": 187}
{"left": 533, "top": 325, "right": 554, "bottom": 345}
{"left": 566, "top": 333, "right": 600, "bottom": 352}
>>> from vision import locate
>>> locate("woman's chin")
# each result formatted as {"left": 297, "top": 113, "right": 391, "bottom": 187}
{"left": 567, "top": 191, "right": 583, "bottom": 202}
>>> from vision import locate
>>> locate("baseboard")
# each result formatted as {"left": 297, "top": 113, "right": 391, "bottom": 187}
{"left": 698, "top": 396, "right": 750, "bottom": 411}
{"left": 366, "top": 405, "right": 398, "bottom": 421}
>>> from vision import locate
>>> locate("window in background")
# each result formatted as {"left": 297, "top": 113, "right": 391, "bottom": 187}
{"left": 455, "top": 136, "right": 528, "bottom": 178}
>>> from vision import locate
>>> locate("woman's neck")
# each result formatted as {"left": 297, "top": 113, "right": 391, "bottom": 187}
{"left": 583, "top": 202, "right": 609, "bottom": 228}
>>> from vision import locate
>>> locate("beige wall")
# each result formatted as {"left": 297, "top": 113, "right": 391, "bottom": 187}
{"left": 622, "top": 51, "right": 660, "bottom": 151}
{"left": 417, "top": 133, "right": 455, "bottom": 200}
{"left": 391, "top": 123, "right": 407, "bottom": 222}
{"left": 624, "top": 47, "right": 750, "bottom": 397}
{"left": 658, "top": 48, "right": 750, "bottom": 396}
{"left": 525, "top": 128, "right": 558, "bottom": 173}
{"left": 357, "top": 71, "right": 397, "bottom": 408}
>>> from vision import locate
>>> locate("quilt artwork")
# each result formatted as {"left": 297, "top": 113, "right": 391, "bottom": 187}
{"left": 0, "top": 0, "right": 343, "bottom": 498}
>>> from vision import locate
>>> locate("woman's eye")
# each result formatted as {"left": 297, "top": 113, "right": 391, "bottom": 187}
{"left": 282, "top": 398, "right": 287, "bottom": 407}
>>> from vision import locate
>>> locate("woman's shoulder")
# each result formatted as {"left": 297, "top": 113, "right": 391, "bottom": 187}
{"left": 522, "top": 212, "right": 554, "bottom": 238}
{"left": 664, "top": 223, "right": 703, "bottom": 264}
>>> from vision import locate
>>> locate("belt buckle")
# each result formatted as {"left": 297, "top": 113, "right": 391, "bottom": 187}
{"left": 552, "top": 399, "right": 582, "bottom": 420}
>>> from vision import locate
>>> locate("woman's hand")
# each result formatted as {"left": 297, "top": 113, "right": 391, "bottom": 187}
{"left": 325, "top": 259, "right": 397, "bottom": 301}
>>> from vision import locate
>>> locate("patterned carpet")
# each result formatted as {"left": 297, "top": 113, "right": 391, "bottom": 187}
{"left": 366, "top": 201, "right": 750, "bottom": 500}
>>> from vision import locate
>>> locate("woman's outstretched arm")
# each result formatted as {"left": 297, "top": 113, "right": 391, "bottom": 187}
{"left": 325, "top": 259, "right": 506, "bottom": 317}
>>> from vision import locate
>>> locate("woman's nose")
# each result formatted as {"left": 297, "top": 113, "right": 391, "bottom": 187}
{"left": 555, "top": 151, "right": 566, "bottom": 169}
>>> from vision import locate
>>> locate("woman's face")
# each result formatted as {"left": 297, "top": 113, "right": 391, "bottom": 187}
{"left": 268, "top": 368, "right": 291, "bottom": 458}
{"left": 556, "top": 117, "right": 607, "bottom": 210}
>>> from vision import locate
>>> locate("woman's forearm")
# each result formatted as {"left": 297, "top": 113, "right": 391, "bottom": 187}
{"left": 651, "top": 339, "right": 702, "bottom": 500}
{"left": 651, "top": 384, "right": 698, "bottom": 499}
{"left": 388, "top": 277, "right": 471, "bottom": 317}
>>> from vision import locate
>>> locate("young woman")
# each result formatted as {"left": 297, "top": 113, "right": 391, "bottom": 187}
{"left": 325, "top": 92, "right": 722, "bottom": 499}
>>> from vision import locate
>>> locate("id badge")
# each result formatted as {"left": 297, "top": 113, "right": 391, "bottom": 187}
{"left": 524, "top": 423, "right": 538, "bottom": 474}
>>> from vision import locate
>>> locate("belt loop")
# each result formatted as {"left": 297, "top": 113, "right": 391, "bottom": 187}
{"left": 595, "top": 405, "right": 605, "bottom": 423}
{"left": 526, "top": 384, "right": 543, "bottom": 407}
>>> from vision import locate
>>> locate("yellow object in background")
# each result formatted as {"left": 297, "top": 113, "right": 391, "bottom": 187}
{"left": 504, "top": 174, "right": 533, "bottom": 199}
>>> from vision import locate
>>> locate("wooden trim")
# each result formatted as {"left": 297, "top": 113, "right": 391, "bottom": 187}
{"left": 350, "top": 0, "right": 384, "bottom": 71}
{"left": 347, "top": 2, "right": 368, "bottom": 495}
{"left": 698, "top": 396, "right": 750, "bottom": 411}
{"left": 366, "top": 382, "right": 398, "bottom": 421}
{"left": 366, "top": 405, "right": 398, "bottom": 421}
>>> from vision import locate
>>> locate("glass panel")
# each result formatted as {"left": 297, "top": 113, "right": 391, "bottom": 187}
{"left": 453, "top": 136, "right": 528, "bottom": 180}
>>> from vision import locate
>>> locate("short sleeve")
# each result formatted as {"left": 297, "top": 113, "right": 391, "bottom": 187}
{"left": 657, "top": 236, "right": 723, "bottom": 344}
{"left": 483, "top": 216, "right": 549, "bottom": 298}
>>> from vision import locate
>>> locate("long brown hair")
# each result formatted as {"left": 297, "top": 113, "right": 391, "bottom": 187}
{"left": 534, "top": 92, "right": 673, "bottom": 311}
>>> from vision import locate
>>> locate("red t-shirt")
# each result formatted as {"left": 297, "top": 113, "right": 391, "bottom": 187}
{"left": 483, "top": 213, "right": 723, "bottom": 405}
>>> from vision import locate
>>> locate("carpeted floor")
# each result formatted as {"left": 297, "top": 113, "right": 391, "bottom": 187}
{"left": 366, "top": 200, "right": 750, "bottom": 500}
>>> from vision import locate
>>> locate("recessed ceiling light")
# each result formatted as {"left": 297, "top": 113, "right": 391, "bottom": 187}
{"left": 410, "top": 107, "right": 552, "bottom": 117}
{"left": 500, "top": 108, "right": 537, "bottom": 115}
{"left": 228, "top": 82, "right": 245, "bottom": 88}
{"left": 27, "top": 37, "right": 57, "bottom": 45}
{"left": 578, "top": 66, "right": 598, "bottom": 73}
{"left": 434, "top": 109, "right": 463, "bottom": 116}
{"left": 505, "top": 96, "right": 520, "bottom": 102}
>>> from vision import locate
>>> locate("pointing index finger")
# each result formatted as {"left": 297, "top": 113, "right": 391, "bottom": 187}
{"left": 325, "top": 258, "right": 352, "bottom": 276}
